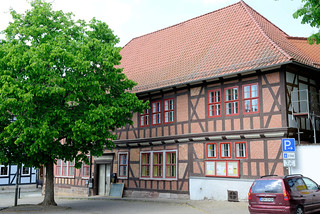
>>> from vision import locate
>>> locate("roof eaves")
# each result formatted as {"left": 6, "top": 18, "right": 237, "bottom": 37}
{"left": 135, "top": 61, "right": 293, "bottom": 95}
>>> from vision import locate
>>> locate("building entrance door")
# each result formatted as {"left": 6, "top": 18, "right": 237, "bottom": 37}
{"left": 98, "top": 164, "right": 111, "bottom": 196}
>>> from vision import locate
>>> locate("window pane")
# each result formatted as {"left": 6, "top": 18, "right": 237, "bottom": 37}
{"left": 216, "top": 104, "right": 220, "bottom": 115}
{"left": 233, "top": 102, "right": 238, "bottom": 114}
{"left": 226, "top": 103, "right": 231, "bottom": 115}
{"left": 140, "top": 116, "right": 145, "bottom": 126}
{"left": 245, "top": 100, "right": 251, "bottom": 112}
{"left": 244, "top": 86, "right": 250, "bottom": 98}
{"left": 226, "top": 89, "right": 231, "bottom": 101}
{"left": 233, "top": 88, "right": 238, "bottom": 100}
{"left": 215, "top": 91, "right": 220, "bottom": 102}
{"left": 252, "top": 99, "right": 258, "bottom": 112}
{"left": 251, "top": 85, "right": 258, "bottom": 97}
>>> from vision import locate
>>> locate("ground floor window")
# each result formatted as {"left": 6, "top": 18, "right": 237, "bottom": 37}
{"left": 82, "top": 155, "right": 90, "bottom": 179}
{"left": 140, "top": 150, "right": 177, "bottom": 180}
{"left": 118, "top": 152, "right": 128, "bottom": 179}
{"left": 55, "top": 159, "right": 75, "bottom": 177}
{"left": 205, "top": 160, "right": 239, "bottom": 178}
{"left": 0, "top": 165, "right": 8, "bottom": 176}
{"left": 21, "top": 164, "right": 30, "bottom": 175}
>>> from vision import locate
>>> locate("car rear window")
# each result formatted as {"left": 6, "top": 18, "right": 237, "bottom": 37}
{"left": 251, "top": 179, "right": 283, "bottom": 193}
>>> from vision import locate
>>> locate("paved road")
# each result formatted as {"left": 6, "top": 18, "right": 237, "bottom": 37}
{"left": 0, "top": 189, "right": 249, "bottom": 214}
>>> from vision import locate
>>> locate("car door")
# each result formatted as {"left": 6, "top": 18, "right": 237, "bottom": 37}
{"left": 302, "top": 177, "right": 320, "bottom": 211}
{"left": 288, "top": 177, "right": 316, "bottom": 212}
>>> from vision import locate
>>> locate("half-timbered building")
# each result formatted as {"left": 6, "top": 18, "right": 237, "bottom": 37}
{"left": 53, "top": 1, "right": 320, "bottom": 200}
{"left": 0, "top": 164, "right": 37, "bottom": 186}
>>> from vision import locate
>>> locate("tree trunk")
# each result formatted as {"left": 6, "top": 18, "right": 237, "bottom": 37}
{"left": 39, "top": 161, "right": 57, "bottom": 206}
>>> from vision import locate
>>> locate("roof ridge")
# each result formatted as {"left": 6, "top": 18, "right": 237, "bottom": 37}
{"left": 240, "top": 1, "right": 293, "bottom": 61}
{"left": 123, "top": 1, "right": 243, "bottom": 48}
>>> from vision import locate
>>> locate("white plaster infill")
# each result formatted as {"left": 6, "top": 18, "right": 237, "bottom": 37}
{"left": 189, "top": 176, "right": 254, "bottom": 201}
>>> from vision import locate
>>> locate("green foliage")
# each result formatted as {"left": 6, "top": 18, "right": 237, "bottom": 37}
{"left": 293, "top": 0, "right": 320, "bottom": 44}
{"left": 0, "top": 0, "right": 147, "bottom": 168}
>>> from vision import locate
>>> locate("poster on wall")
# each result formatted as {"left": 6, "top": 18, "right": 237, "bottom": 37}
{"left": 227, "top": 161, "right": 239, "bottom": 177}
{"left": 216, "top": 161, "right": 227, "bottom": 176}
{"left": 205, "top": 161, "right": 215, "bottom": 176}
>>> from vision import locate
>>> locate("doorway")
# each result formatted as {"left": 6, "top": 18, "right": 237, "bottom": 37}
{"left": 98, "top": 164, "right": 111, "bottom": 196}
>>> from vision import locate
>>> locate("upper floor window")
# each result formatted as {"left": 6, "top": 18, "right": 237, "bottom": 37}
{"left": 118, "top": 152, "right": 128, "bottom": 179}
{"left": 140, "top": 109, "right": 150, "bottom": 127}
{"left": 0, "top": 165, "right": 8, "bottom": 177}
{"left": 152, "top": 101, "right": 161, "bottom": 125}
{"left": 206, "top": 143, "right": 217, "bottom": 158}
{"left": 164, "top": 99, "right": 174, "bottom": 124}
{"left": 208, "top": 89, "right": 221, "bottom": 117}
{"left": 243, "top": 83, "right": 259, "bottom": 114}
{"left": 220, "top": 143, "right": 231, "bottom": 158}
{"left": 235, "top": 142, "right": 247, "bottom": 158}
{"left": 225, "top": 87, "right": 239, "bottom": 116}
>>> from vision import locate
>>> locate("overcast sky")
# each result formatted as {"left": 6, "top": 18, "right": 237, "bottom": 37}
{"left": 0, "top": 0, "right": 317, "bottom": 47}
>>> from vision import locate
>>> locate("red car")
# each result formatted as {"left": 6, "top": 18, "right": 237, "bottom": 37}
{"left": 248, "top": 174, "right": 320, "bottom": 214}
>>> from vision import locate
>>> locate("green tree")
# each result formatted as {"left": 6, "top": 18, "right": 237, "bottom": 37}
{"left": 0, "top": 0, "right": 146, "bottom": 206}
{"left": 293, "top": 0, "right": 320, "bottom": 44}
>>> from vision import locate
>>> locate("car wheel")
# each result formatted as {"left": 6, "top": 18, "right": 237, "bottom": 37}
{"left": 295, "top": 206, "right": 304, "bottom": 214}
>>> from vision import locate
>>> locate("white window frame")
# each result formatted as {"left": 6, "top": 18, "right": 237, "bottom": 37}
{"left": 21, "top": 164, "right": 30, "bottom": 176}
{"left": 118, "top": 152, "right": 129, "bottom": 179}
{"left": 0, "top": 165, "right": 9, "bottom": 177}
{"left": 140, "top": 150, "right": 177, "bottom": 180}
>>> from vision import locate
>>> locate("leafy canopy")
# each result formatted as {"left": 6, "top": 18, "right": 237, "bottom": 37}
{"left": 293, "top": 0, "right": 320, "bottom": 44}
{"left": 0, "top": 0, "right": 146, "bottom": 168}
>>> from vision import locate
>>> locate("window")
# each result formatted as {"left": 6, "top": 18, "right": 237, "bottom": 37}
{"left": 208, "top": 89, "right": 221, "bottom": 117}
{"left": 205, "top": 160, "right": 239, "bottom": 177}
{"left": 82, "top": 155, "right": 90, "bottom": 179}
{"left": 206, "top": 143, "right": 217, "bottom": 158}
{"left": 235, "top": 142, "right": 247, "bottom": 158}
{"left": 140, "top": 150, "right": 177, "bottom": 180}
{"left": 21, "top": 165, "right": 30, "bottom": 175}
{"left": 141, "top": 153, "right": 151, "bottom": 178}
{"left": 0, "top": 165, "right": 8, "bottom": 176}
{"left": 153, "top": 152, "right": 163, "bottom": 178}
{"left": 56, "top": 160, "right": 62, "bottom": 176}
{"left": 165, "top": 152, "right": 176, "bottom": 178}
{"left": 243, "top": 83, "right": 259, "bottom": 113}
{"left": 118, "top": 152, "right": 128, "bottom": 179}
{"left": 56, "top": 159, "right": 75, "bottom": 177}
{"left": 220, "top": 143, "right": 231, "bottom": 158}
{"left": 164, "top": 99, "right": 174, "bottom": 124}
{"left": 225, "top": 87, "right": 239, "bottom": 116}
{"left": 140, "top": 109, "right": 150, "bottom": 127}
{"left": 152, "top": 101, "right": 161, "bottom": 125}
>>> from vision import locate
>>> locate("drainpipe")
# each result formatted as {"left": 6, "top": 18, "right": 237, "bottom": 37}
{"left": 88, "top": 154, "right": 92, "bottom": 197}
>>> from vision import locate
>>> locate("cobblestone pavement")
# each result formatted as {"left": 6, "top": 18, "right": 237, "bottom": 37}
{"left": 0, "top": 188, "right": 249, "bottom": 214}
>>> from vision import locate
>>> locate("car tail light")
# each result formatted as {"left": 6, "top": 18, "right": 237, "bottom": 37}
{"left": 248, "top": 185, "right": 253, "bottom": 200}
{"left": 282, "top": 180, "right": 290, "bottom": 201}
{"left": 283, "top": 190, "right": 290, "bottom": 201}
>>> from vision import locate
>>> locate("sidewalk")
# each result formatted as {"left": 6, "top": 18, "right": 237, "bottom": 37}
{"left": 0, "top": 188, "right": 249, "bottom": 214}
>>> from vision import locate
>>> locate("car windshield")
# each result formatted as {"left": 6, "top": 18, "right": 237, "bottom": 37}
{"left": 251, "top": 179, "right": 283, "bottom": 193}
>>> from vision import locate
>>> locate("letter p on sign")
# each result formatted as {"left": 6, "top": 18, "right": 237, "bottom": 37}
{"left": 282, "top": 138, "right": 295, "bottom": 152}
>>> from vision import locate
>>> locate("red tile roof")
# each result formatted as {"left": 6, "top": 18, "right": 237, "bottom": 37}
{"left": 120, "top": 1, "right": 320, "bottom": 93}
{"left": 288, "top": 37, "right": 320, "bottom": 66}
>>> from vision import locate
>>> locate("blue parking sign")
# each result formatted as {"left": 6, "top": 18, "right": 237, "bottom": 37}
{"left": 282, "top": 138, "right": 295, "bottom": 152}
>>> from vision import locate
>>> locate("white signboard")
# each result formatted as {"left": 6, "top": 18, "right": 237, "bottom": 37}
{"left": 283, "top": 159, "right": 296, "bottom": 167}
{"left": 283, "top": 152, "right": 295, "bottom": 159}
